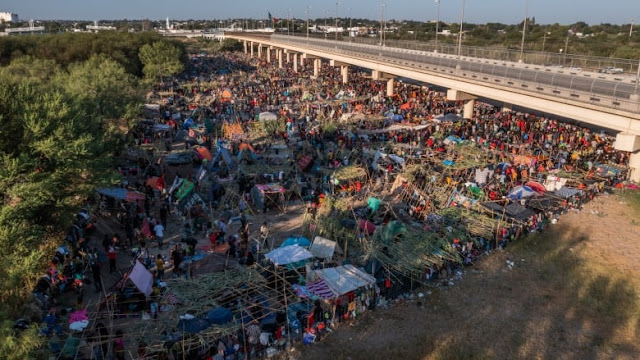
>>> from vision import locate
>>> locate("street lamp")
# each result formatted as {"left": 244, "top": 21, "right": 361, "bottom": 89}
{"left": 335, "top": 1, "right": 339, "bottom": 43}
{"left": 380, "top": 0, "right": 386, "bottom": 47}
{"left": 435, "top": 0, "right": 441, "bottom": 53}
{"left": 348, "top": 8, "right": 352, "bottom": 39}
{"left": 306, "top": 6, "right": 310, "bottom": 38}
{"left": 457, "top": 0, "right": 466, "bottom": 59}
{"left": 519, "top": 0, "right": 529, "bottom": 62}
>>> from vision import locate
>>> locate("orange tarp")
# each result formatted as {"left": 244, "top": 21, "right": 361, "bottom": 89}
{"left": 195, "top": 146, "right": 212, "bottom": 161}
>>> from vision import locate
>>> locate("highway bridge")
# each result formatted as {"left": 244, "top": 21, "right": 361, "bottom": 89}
{"left": 225, "top": 33, "right": 640, "bottom": 181}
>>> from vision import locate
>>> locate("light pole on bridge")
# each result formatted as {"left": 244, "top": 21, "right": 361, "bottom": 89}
{"left": 519, "top": 0, "right": 529, "bottom": 63}
{"left": 434, "top": 0, "right": 441, "bottom": 53}
{"left": 457, "top": 0, "right": 465, "bottom": 59}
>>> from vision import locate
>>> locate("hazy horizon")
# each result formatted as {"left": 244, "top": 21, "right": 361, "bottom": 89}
{"left": 2, "top": 0, "right": 638, "bottom": 26}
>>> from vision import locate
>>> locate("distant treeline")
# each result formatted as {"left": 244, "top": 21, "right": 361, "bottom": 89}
{"left": 0, "top": 32, "right": 187, "bottom": 77}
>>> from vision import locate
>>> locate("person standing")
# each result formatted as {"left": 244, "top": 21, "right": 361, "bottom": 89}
{"left": 90, "top": 249, "right": 102, "bottom": 292}
{"left": 155, "top": 254, "right": 165, "bottom": 280}
{"left": 159, "top": 204, "right": 168, "bottom": 229}
{"left": 154, "top": 222, "right": 165, "bottom": 250}
{"left": 260, "top": 221, "right": 270, "bottom": 250}
{"left": 107, "top": 245, "right": 117, "bottom": 274}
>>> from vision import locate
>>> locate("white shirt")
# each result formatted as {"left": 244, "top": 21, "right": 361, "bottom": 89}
{"left": 154, "top": 224, "right": 164, "bottom": 237}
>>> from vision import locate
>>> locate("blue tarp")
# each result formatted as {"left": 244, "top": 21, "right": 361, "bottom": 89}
{"left": 183, "top": 118, "right": 194, "bottom": 130}
{"left": 177, "top": 318, "right": 210, "bottom": 334}
{"left": 280, "top": 236, "right": 311, "bottom": 248}
{"left": 206, "top": 307, "right": 233, "bottom": 325}
{"left": 507, "top": 185, "right": 539, "bottom": 200}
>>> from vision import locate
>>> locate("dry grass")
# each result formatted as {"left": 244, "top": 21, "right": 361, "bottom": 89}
{"left": 298, "top": 192, "right": 640, "bottom": 360}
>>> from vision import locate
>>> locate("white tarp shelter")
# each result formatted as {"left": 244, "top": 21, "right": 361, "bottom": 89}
{"left": 309, "top": 236, "right": 337, "bottom": 260}
{"left": 128, "top": 261, "right": 154, "bottom": 297}
{"left": 311, "top": 265, "right": 376, "bottom": 296}
{"left": 265, "top": 245, "right": 313, "bottom": 266}
{"left": 258, "top": 112, "right": 278, "bottom": 121}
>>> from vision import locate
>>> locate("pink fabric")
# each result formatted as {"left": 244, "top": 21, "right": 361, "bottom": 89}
{"left": 69, "top": 309, "right": 88, "bottom": 323}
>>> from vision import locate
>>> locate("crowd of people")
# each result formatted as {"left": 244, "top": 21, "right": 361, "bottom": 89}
{"left": 27, "top": 48, "right": 635, "bottom": 360}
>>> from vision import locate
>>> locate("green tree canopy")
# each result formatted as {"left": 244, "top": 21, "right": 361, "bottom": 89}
{"left": 139, "top": 40, "right": 185, "bottom": 80}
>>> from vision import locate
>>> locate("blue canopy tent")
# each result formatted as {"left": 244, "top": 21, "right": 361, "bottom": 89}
{"left": 507, "top": 185, "right": 539, "bottom": 200}
{"left": 280, "top": 236, "right": 311, "bottom": 248}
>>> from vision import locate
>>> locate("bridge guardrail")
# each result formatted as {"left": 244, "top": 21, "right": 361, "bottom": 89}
{"left": 229, "top": 33, "right": 640, "bottom": 115}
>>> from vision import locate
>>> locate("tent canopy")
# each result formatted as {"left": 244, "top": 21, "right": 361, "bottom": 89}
{"left": 259, "top": 112, "right": 278, "bottom": 121}
{"left": 127, "top": 261, "right": 154, "bottom": 297}
{"left": 309, "top": 236, "right": 337, "bottom": 260}
{"left": 312, "top": 265, "right": 376, "bottom": 297}
{"left": 280, "top": 236, "right": 311, "bottom": 248}
{"left": 265, "top": 245, "right": 313, "bottom": 266}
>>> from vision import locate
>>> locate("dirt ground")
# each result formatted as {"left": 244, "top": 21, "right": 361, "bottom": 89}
{"left": 296, "top": 191, "right": 640, "bottom": 360}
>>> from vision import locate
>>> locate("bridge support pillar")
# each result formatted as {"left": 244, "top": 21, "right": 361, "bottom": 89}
{"left": 286, "top": 52, "right": 290, "bottom": 63}
{"left": 447, "top": 89, "right": 477, "bottom": 119}
{"left": 341, "top": 66, "right": 349, "bottom": 84}
{"left": 243, "top": 41, "right": 247, "bottom": 54}
{"left": 463, "top": 99, "right": 475, "bottom": 119}
{"left": 614, "top": 133, "right": 640, "bottom": 182}
{"left": 629, "top": 152, "right": 640, "bottom": 183}
{"left": 266, "top": 47, "right": 271, "bottom": 63}
{"left": 293, "top": 53, "right": 299, "bottom": 73}
{"left": 386, "top": 78, "right": 394, "bottom": 97}
{"left": 314, "top": 59, "right": 320, "bottom": 77}
{"left": 250, "top": 42, "right": 254, "bottom": 57}
{"left": 257, "top": 44, "right": 262, "bottom": 58}
{"left": 278, "top": 50, "right": 283, "bottom": 69}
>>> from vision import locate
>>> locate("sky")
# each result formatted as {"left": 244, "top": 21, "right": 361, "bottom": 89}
{"left": 2, "top": 0, "right": 638, "bottom": 25}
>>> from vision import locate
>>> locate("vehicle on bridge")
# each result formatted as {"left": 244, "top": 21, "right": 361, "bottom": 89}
{"left": 598, "top": 67, "right": 624, "bottom": 74}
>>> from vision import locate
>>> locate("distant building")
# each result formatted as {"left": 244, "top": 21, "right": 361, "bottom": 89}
{"left": 0, "top": 11, "right": 19, "bottom": 23}
{"left": 2, "top": 19, "right": 44, "bottom": 36}
{"left": 86, "top": 21, "right": 116, "bottom": 32}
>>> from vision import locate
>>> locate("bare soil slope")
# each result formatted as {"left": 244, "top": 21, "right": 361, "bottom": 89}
{"left": 299, "top": 192, "right": 640, "bottom": 360}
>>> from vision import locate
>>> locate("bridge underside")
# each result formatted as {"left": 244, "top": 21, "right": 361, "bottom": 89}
{"left": 233, "top": 36, "right": 640, "bottom": 181}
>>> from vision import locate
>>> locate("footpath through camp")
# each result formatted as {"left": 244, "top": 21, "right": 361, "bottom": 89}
{"left": 27, "top": 49, "right": 639, "bottom": 359}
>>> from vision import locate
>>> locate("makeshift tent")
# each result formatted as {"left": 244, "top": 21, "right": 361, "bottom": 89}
{"left": 265, "top": 245, "right": 314, "bottom": 266}
{"left": 177, "top": 317, "right": 211, "bottom": 334}
{"left": 506, "top": 185, "right": 539, "bottom": 200}
{"left": 381, "top": 221, "right": 407, "bottom": 245}
{"left": 97, "top": 188, "right": 145, "bottom": 202}
{"left": 174, "top": 179, "right": 195, "bottom": 201}
{"left": 525, "top": 181, "right": 546, "bottom": 194}
{"left": 310, "top": 265, "right": 376, "bottom": 297}
{"left": 305, "top": 279, "right": 336, "bottom": 299}
{"left": 183, "top": 118, "right": 195, "bottom": 129}
{"left": 367, "top": 197, "right": 382, "bottom": 212}
{"left": 165, "top": 152, "right": 193, "bottom": 165}
{"left": 206, "top": 307, "right": 233, "bottom": 325}
{"left": 434, "top": 113, "right": 464, "bottom": 123}
{"left": 298, "top": 155, "right": 313, "bottom": 171}
{"left": 280, "top": 236, "right": 311, "bottom": 248}
{"left": 309, "top": 236, "right": 337, "bottom": 260}
{"left": 258, "top": 112, "right": 277, "bottom": 121}
{"left": 251, "top": 184, "right": 285, "bottom": 211}
{"left": 220, "top": 88, "right": 233, "bottom": 102}
{"left": 210, "top": 147, "right": 235, "bottom": 169}
{"left": 127, "top": 261, "right": 154, "bottom": 297}
{"left": 359, "top": 220, "right": 376, "bottom": 235}
{"left": 194, "top": 146, "right": 213, "bottom": 161}
{"left": 153, "top": 124, "right": 171, "bottom": 132}
{"left": 504, "top": 203, "right": 536, "bottom": 221}
{"left": 554, "top": 187, "right": 582, "bottom": 198}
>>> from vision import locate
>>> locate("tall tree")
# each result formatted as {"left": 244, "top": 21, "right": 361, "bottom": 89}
{"left": 138, "top": 40, "right": 185, "bottom": 81}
